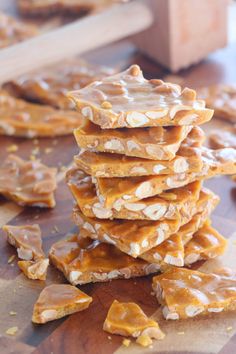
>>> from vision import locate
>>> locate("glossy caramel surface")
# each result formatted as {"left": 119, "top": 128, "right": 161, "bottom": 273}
{"left": 0, "top": 91, "right": 83, "bottom": 137}
{"left": 69, "top": 65, "right": 213, "bottom": 128}
{"left": 32, "top": 284, "right": 92, "bottom": 323}
{"left": 3, "top": 224, "right": 45, "bottom": 260}
{"left": 103, "top": 300, "right": 164, "bottom": 338}
{"left": 153, "top": 267, "right": 236, "bottom": 320}
{"left": 0, "top": 154, "right": 57, "bottom": 207}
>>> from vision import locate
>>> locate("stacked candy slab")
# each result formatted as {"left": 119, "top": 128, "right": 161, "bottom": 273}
{"left": 50, "top": 65, "right": 236, "bottom": 285}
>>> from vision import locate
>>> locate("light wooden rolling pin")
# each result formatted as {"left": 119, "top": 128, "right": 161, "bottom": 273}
{"left": 0, "top": 1, "right": 153, "bottom": 83}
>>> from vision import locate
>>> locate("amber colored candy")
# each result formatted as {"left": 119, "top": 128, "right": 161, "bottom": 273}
{"left": 68, "top": 65, "right": 213, "bottom": 129}
{"left": 32, "top": 284, "right": 92, "bottom": 324}
{"left": 103, "top": 300, "right": 165, "bottom": 339}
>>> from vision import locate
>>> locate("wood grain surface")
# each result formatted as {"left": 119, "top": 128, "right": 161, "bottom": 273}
{"left": 0, "top": 40, "right": 236, "bottom": 354}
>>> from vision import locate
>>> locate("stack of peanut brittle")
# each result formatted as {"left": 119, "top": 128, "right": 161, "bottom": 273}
{"left": 49, "top": 65, "right": 236, "bottom": 287}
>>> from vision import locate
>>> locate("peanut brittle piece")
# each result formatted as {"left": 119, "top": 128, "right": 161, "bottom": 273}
{"left": 67, "top": 168, "right": 202, "bottom": 221}
{"left": 74, "top": 126, "right": 205, "bottom": 177}
{"left": 184, "top": 223, "right": 227, "bottom": 265}
{"left": 49, "top": 233, "right": 160, "bottom": 285}
{"left": 74, "top": 208, "right": 182, "bottom": 258}
{"left": 141, "top": 194, "right": 219, "bottom": 266}
{"left": 152, "top": 267, "right": 236, "bottom": 320}
{"left": 103, "top": 300, "right": 165, "bottom": 340}
{"left": 0, "top": 12, "right": 37, "bottom": 49}
{"left": 209, "top": 129, "right": 236, "bottom": 149}
{"left": 4, "top": 59, "right": 115, "bottom": 109}
{"left": 18, "top": 0, "right": 116, "bottom": 17}
{"left": 68, "top": 65, "right": 213, "bottom": 129}
{"left": 142, "top": 233, "right": 185, "bottom": 267}
{"left": 73, "top": 189, "right": 217, "bottom": 257}
{"left": 3, "top": 224, "right": 45, "bottom": 261}
{"left": 74, "top": 147, "right": 202, "bottom": 178}
{"left": 18, "top": 259, "right": 49, "bottom": 280}
{"left": 0, "top": 91, "right": 83, "bottom": 137}
{"left": 94, "top": 148, "right": 236, "bottom": 208}
{"left": 0, "top": 155, "right": 57, "bottom": 207}
{"left": 74, "top": 119, "right": 193, "bottom": 161}
{"left": 198, "top": 84, "right": 236, "bottom": 123}
{"left": 32, "top": 284, "right": 92, "bottom": 324}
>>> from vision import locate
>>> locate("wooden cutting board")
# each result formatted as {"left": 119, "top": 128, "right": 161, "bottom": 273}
{"left": 0, "top": 41, "right": 236, "bottom": 354}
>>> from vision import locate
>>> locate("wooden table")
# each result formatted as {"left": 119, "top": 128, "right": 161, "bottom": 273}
{"left": 0, "top": 40, "right": 236, "bottom": 354}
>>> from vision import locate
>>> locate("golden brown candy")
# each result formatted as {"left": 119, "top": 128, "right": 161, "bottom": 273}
{"left": 74, "top": 119, "right": 193, "bottom": 160}
{"left": 0, "top": 155, "right": 57, "bottom": 208}
{"left": 74, "top": 146, "right": 203, "bottom": 177}
{"left": 3, "top": 224, "right": 45, "bottom": 261}
{"left": 184, "top": 223, "right": 227, "bottom": 265}
{"left": 198, "top": 84, "right": 236, "bottom": 123}
{"left": 93, "top": 147, "right": 236, "bottom": 208}
{"left": 0, "top": 12, "right": 37, "bottom": 49}
{"left": 0, "top": 91, "right": 83, "bottom": 137}
{"left": 68, "top": 65, "right": 213, "bottom": 129}
{"left": 18, "top": 259, "right": 49, "bottom": 280}
{"left": 49, "top": 233, "right": 160, "bottom": 285}
{"left": 73, "top": 189, "right": 219, "bottom": 257}
{"left": 18, "top": 0, "right": 120, "bottom": 16}
{"left": 103, "top": 300, "right": 165, "bottom": 339}
{"left": 32, "top": 284, "right": 92, "bottom": 324}
{"left": 152, "top": 267, "right": 236, "bottom": 320}
{"left": 5, "top": 59, "right": 115, "bottom": 109}
{"left": 209, "top": 129, "right": 236, "bottom": 149}
{"left": 67, "top": 168, "right": 202, "bottom": 221}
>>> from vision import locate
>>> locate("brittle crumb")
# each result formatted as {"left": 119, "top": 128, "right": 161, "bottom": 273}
{"left": 101, "top": 101, "right": 112, "bottom": 109}
{"left": 108, "top": 336, "right": 112, "bottom": 340}
{"left": 6, "top": 144, "right": 18, "bottom": 153}
{"left": 178, "top": 331, "right": 185, "bottom": 335}
{"left": 52, "top": 225, "right": 59, "bottom": 233}
{"left": 136, "top": 334, "right": 153, "bottom": 347}
{"left": 44, "top": 148, "right": 53, "bottom": 154}
{"left": 31, "top": 147, "right": 40, "bottom": 156}
{"left": 227, "top": 326, "right": 233, "bottom": 332}
{"left": 8, "top": 255, "right": 16, "bottom": 264}
{"left": 9, "top": 311, "right": 17, "bottom": 316}
{"left": 60, "top": 165, "right": 67, "bottom": 172}
{"left": 30, "top": 155, "right": 36, "bottom": 161}
{"left": 122, "top": 339, "right": 131, "bottom": 347}
{"left": 6, "top": 326, "right": 18, "bottom": 336}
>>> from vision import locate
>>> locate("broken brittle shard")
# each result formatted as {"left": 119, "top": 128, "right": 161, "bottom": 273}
{"left": 0, "top": 91, "right": 84, "bottom": 137}
{"left": 3, "top": 224, "right": 45, "bottom": 261}
{"left": 18, "top": 259, "right": 49, "bottom": 280}
{"left": 49, "top": 232, "right": 160, "bottom": 285}
{"left": 0, "top": 155, "right": 57, "bottom": 207}
{"left": 68, "top": 65, "right": 213, "bottom": 129}
{"left": 67, "top": 168, "right": 202, "bottom": 221}
{"left": 103, "top": 300, "right": 165, "bottom": 339}
{"left": 32, "top": 284, "right": 92, "bottom": 324}
{"left": 152, "top": 267, "right": 236, "bottom": 320}
{"left": 4, "top": 59, "right": 115, "bottom": 110}
{"left": 3, "top": 224, "right": 49, "bottom": 280}
{"left": 198, "top": 84, "right": 236, "bottom": 123}
{"left": 209, "top": 128, "right": 236, "bottom": 150}
{"left": 73, "top": 189, "right": 219, "bottom": 257}
{"left": 74, "top": 119, "right": 193, "bottom": 160}
{"left": 18, "top": 0, "right": 118, "bottom": 17}
{"left": 0, "top": 12, "right": 37, "bottom": 49}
